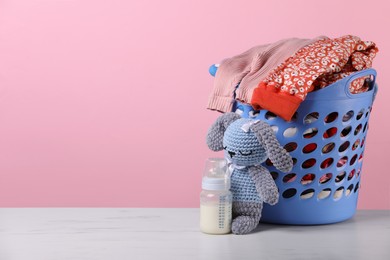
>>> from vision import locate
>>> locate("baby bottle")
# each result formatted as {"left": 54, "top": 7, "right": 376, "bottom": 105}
{"left": 200, "top": 158, "right": 232, "bottom": 234}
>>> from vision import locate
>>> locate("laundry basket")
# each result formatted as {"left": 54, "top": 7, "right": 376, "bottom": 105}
{"left": 209, "top": 65, "right": 378, "bottom": 225}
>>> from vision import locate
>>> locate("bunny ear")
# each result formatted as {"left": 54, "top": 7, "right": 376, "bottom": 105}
{"left": 206, "top": 112, "right": 241, "bottom": 151}
{"left": 250, "top": 121, "right": 293, "bottom": 173}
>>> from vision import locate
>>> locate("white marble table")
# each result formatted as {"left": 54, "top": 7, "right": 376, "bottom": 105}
{"left": 0, "top": 209, "right": 389, "bottom": 260}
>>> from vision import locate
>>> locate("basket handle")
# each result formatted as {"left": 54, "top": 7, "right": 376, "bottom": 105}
{"left": 305, "top": 68, "right": 377, "bottom": 100}
{"left": 344, "top": 68, "right": 377, "bottom": 98}
{"left": 209, "top": 64, "right": 219, "bottom": 77}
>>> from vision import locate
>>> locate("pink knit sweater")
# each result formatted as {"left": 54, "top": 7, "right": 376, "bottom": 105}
{"left": 207, "top": 36, "right": 326, "bottom": 112}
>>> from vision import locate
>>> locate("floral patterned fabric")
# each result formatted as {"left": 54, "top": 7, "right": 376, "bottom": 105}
{"left": 250, "top": 35, "right": 378, "bottom": 121}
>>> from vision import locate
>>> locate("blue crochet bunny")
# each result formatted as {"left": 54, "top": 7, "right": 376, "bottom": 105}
{"left": 206, "top": 112, "right": 293, "bottom": 234}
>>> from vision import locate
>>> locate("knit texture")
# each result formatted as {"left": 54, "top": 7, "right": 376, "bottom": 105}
{"left": 223, "top": 118, "right": 267, "bottom": 167}
{"left": 206, "top": 113, "right": 293, "bottom": 234}
{"left": 207, "top": 36, "right": 326, "bottom": 112}
{"left": 232, "top": 202, "right": 262, "bottom": 235}
{"left": 206, "top": 112, "right": 241, "bottom": 151}
{"left": 250, "top": 121, "right": 294, "bottom": 173}
{"left": 230, "top": 168, "right": 261, "bottom": 203}
{"left": 248, "top": 165, "right": 279, "bottom": 205}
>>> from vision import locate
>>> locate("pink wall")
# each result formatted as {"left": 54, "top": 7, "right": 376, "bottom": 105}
{"left": 0, "top": 0, "right": 389, "bottom": 209}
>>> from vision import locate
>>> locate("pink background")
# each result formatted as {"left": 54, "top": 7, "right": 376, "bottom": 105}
{"left": 0, "top": 0, "right": 389, "bottom": 209}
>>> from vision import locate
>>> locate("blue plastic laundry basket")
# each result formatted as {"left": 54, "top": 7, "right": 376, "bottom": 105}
{"left": 209, "top": 65, "right": 378, "bottom": 225}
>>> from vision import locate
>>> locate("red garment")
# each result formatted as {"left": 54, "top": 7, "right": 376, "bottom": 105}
{"left": 250, "top": 35, "right": 378, "bottom": 121}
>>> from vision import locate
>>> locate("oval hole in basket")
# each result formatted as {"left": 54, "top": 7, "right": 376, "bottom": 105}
{"left": 342, "top": 110, "right": 354, "bottom": 122}
{"left": 324, "top": 112, "right": 338, "bottom": 123}
{"left": 363, "top": 122, "right": 367, "bottom": 133}
{"left": 348, "top": 169, "right": 355, "bottom": 180}
{"left": 354, "top": 124, "right": 362, "bottom": 135}
{"left": 300, "top": 189, "right": 315, "bottom": 200}
{"left": 356, "top": 168, "right": 361, "bottom": 178}
{"left": 302, "top": 158, "right": 316, "bottom": 169}
{"left": 335, "top": 171, "right": 346, "bottom": 183}
{"left": 301, "top": 173, "right": 315, "bottom": 185}
{"left": 337, "top": 156, "right": 348, "bottom": 168}
{"left": 304, "top": 112, "right": 319, "bottom": 124}
{"left": 319, "top": 173, "right": 333, "bottom": 184}
{"left": 292, "top": 158, "right": 297, "bottom": 165}
{"left": 322, "top": 142, "right": 335, "bottom": 154}
{"left": 318, "top": 188, "right": 331, "bottom": 200}
{"left": 265, "top": 111, "right": 277, "bottom": 120}
{"left": 338, "top": 141, "right": 350, "bottom": 153}
{"left": 270, "top": 171, "right": 278, "bottom": 180}
{"left": 284, "top": 142, "right": 298, "bottom": 153}
{"left": 283, "top": 173, "right": 297, "bottom": 183}
{"left": 352, "top": 139, "right": 360, "bottom": 151}
{"left": 340, "top": 126, "right": 352, "bottom": 138}
{"left": 361, "top": 137, "right": 365, "bottom": 148}
{"left": 303, "top": 128, "right": 318, "bottom": 139}
{"left": 366, "top": 106, "right": 370, "bottom": 117}
{"left": 320, "top": 158, "right": 334, "bottom": 169}
{"left": 265, "top": 158, "right": 273, "bottom": 166}
{"left": 282, "top": 188, "right": 297, "bottom": 199}
{"left": 350, "top": 154, "right": 358, "bottom": 166}
{"left": 249, "top": 110, "right": 260, "bottom": 118}
{"left": 323, "top": 127, "right": 337, "bottom": 139}
{"left": 334, "top": 187, "right": 344, "bottom": 200}
{"left": 346, "top": 184, "right": 354, "bottom": 196}
{"left": 235, "top": 109, "right": 244, "bottom": 115}
{"left": 354, "top": 182, "right": 360, "bottom": 193}
{"left": 271, "top": 125, "right": 279, "bottom": 133}
{"left": 291, "top": 112, "right": 298, "bottom": 121}
{"left": 356, "top": 109, "right": 365, "bottom": 120}
{"left": 303, "top": 143, "right": 317, "bottom": 154}
{"left": 283, "top": 127, "right": 298, "bottom": 138}
{"left": 358, "top": 153, "right": 363, "bottom": 163}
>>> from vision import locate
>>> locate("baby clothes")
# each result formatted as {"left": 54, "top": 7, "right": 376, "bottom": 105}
{"left": 207, "top": 37, "right": 326, "bottom": 113}
{"left": 250, "top": 35, "right": 378, "bottom": 121}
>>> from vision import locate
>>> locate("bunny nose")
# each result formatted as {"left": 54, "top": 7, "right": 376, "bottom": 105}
{"left": 228, "top": 150, "right": 236, "bottom": 158}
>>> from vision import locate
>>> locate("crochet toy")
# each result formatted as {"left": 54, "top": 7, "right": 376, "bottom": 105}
{"left": 206, "top": 112, "right": 293, "bottom": 234}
